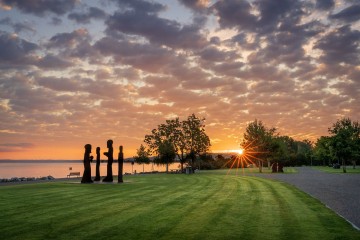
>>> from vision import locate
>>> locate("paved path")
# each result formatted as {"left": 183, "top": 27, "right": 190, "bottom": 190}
{"left": 256, "top": 167, "right": 360, "bottom": 230}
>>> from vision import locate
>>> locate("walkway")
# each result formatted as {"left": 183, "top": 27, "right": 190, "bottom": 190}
{"left": 256, "top": 167, "right": 360, "bottom": 230}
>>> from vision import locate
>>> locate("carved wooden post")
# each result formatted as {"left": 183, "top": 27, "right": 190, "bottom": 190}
{"left": 103, "top": 139, "right": 113, "bottom": 182}
{"left": 118, "top": 145, "right": 124, "bottom": 183}
{"left": 81, "top": 144, "right": 93, "bottom": 183}
{"left": 94, "top": 147, "right": 101, "bottom": 181}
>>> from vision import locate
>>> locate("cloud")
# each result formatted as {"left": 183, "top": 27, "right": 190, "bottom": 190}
{"left": 212, "top": 0, "right": 257, "bottom": 31}
{"left": 178, "top": 0, "right": 210, "bottom": 11}
{"left": 0, "top": 0, "right": 359, "bottom": 159}
{"left": 35, "top": 54, "right": 72, "bottom": 69}
{"left": 47, "top": 28, "right": 90, "bottom": 49}
{"left": 330, "top": 4, "right": 360, "bottom": 23}
{"left": 111, "top": 0, "right": 166, "bottom": 14}
{"left": 198, "top": 46, "right": 238, "bottom": 62}
{"left": 106, "top": 7, "right": 207, "bottom": 49}
{"left": 94, "top": 36, "right": 186, "bottom": 72}
{"left": 51, "top": 17, "right": 62, "bottom": 25}
{"left": 36, "top": 76, "right": 80, "bottom": 92}
{"left": 315, "top": 0, "right": 334, "bottom": 10}
{"left": 0, "top": 0, "right": 77, "bottom": 16}
{"left": 0, "top": 142, "right": 35, "bottom": 152}
{"left": 0, "top": 31, "right": 77, "bottom": 69}
{"left": 0, "top": 31, "right": 38, "bottom": 64}
{"left": 255, "top": 0, "right": 303, "bottom": 32}
{"left": 45, "top": 29, "right": 96, "bottom": 62}
{"left": 0, "top": 17, "right": 36, "bottom": 34}
{"left": 314, "top": 25, "right": 360, "bottom": 65}
{"left": 68, "top": 6, "right": 107, "bottom": 24}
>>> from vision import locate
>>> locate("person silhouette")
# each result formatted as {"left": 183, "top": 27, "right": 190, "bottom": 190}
{"left": 81, "top": 144, "right": 93, "bottom": 183}
{"left": 94, "top": 147, "right": 101, "bottom": 181}
{"left": 102, "top": 139, "right": 113, "bottom": 182}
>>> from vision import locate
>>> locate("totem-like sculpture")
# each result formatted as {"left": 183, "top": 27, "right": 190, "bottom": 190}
{"left": 81, "top": 144, "right": 93, "bottom": 183}
{"left": 103, "top": 139, "right": 113, "bottom": 182}
{"left": 118, "top": 145, "right": 124, "bottom": 183}
{"left": 94, "top": 147, "right": 101, "bottom": 181}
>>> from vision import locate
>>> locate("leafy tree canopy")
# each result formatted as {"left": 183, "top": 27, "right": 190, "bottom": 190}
{"left": 134, "top": 144, "right": 150, "bottom": 165}
{"left": 144, "top": 114, "right": 211, "bottom": 170}
{"left": 327, "top": 118, "right": 360, "bottom": 172}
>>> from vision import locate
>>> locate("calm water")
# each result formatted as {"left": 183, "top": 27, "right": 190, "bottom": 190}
{"left": 0, "top": 161, "right": 180, "bottom": 179}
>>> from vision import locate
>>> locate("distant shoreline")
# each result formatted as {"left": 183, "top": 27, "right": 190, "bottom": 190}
{"left": 0, "top": 159, "right": 140, "bottom": 163}
{"left": 0, "top": 160, "right": 82, "bottom": 163}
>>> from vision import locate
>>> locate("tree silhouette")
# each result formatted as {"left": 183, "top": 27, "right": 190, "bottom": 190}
{"left": 144, "top": 114, "right": 211, "bottom": 172}
{"left": 328, "top": 118, "right": 360, "bottom": 173}
{"left": 241, "top": 119, "right": 277, "bottom": 173}
{"left": 134, "top": 144, "right": 150, "bottom": 173}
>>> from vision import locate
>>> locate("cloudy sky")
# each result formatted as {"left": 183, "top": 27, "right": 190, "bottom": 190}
{"left": 0, "top": 0, "right": 359, "bottom": 160}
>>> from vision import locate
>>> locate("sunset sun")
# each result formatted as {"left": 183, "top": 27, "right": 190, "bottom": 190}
{"left": 231, "top": 149, "right": 244, "bottom": 155}
{"left": 225, "top": 141, "right": 267, "bottom": 175}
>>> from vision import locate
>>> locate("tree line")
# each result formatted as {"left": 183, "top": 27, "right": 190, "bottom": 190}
{"left": 134, "top": 114, "right": 359, "bottom": 173}
{"left": 238, "top": 118, "right": 359, "bottom": 173}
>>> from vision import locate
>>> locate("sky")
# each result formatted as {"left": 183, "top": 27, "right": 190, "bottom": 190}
{"left": 0, "top": 0, "right": 359, "bottom": 160}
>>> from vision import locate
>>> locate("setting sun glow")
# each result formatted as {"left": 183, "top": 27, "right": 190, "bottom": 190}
{"left": 225, "top": 141, "right": 268, "bottom": 175}
{"left": 229, "top": 149, "right": 244, "bottom": 155}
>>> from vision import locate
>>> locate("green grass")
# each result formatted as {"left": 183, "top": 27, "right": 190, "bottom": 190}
{"left": 313, "top": 166, "right": 360, "bottom": 173}
{"left": 233, "top": 167, "right": 298, "bottom": 174}
{"left": 0, "top": 170, "right": 359, "bottom": 240}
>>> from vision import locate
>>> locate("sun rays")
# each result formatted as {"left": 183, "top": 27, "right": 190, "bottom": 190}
{"left": 225, "top": 140, "right": 267, "bottom": 175}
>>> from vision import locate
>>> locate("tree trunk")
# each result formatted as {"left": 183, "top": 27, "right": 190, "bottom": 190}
{"left": 180, "top": 153, "right": 185, "bottom": 173}
{"left": 258, "top": 160, "right": 262, "bottom": 173}
{"left": 166, "top": 163, "right": 169, "bottom": 173}
{"left": 342, "top": 158, "right": 346, "bottom": 173}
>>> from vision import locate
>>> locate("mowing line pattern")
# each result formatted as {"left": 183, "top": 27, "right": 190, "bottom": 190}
{"left": 0, "top": 171, "right": 359, "bottom": 240}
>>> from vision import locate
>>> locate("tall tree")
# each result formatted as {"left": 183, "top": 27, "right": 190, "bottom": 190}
{"left": 328, "top": 118, "right": 360, "bottom": 173}
{"left": 241, "top": 119, "right": 277, "bottom": 173}
{"left": 144, "top": 114, "right": 211, "bottom": 172}
{"left": 276, "top": 135, "right": 296, "bottom": 166}
{"left": 154, "top": 140, "right": 176, "bottom": 173}
{"left": 134, "top": 144, "right": 151, "bottom": 173}
{"left": 314, "top": 136, "right": 333, "bottom": 166}
{"left": 182, "top": 114, "right": 211, "bottom": 169}
{"left": 297, "top": 139, "right": 314, "bottom": 166}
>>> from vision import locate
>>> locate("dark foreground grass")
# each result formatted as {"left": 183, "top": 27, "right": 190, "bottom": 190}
{"left": 0, "top": 170, "right": 359, "bottom": 240}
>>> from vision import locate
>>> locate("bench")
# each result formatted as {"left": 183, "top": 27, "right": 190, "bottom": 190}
{"left": 67, "top": 172, "right": 80, "bottom": 178}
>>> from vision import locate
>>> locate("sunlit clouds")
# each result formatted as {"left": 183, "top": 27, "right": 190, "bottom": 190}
{"left": 0, "top": 0, "right": 359, "bottom": 159}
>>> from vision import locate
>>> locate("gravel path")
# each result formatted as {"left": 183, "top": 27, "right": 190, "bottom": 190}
{"left": 256, "top": 167, "right": 360, "bottom": 230}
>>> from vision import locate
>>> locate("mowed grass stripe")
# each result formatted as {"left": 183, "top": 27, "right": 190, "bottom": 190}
{"left": 0, "top": 171, "right": 359, "bottom": 240}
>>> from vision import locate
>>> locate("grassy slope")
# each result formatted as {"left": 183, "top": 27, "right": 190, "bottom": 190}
{"left": 0, "top": 170, "right": 359, "bottom": 240}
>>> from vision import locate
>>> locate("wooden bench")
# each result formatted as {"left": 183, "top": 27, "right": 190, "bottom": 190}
{"left": 67, "top": 172, "right": 80, "bottom": 178}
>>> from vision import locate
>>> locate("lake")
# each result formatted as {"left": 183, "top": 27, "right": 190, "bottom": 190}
{"left": 0, "top": 161, "right": 180, "bottom": 179}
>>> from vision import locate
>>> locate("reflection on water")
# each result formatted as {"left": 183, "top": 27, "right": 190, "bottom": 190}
{"left": 0, "top": 161, "right": 180, "bottom": 179}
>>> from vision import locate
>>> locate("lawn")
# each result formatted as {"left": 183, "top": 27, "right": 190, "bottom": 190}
{"left": 0, "top": 170, "right": 359, "bottom": 240}
{"left": 313, "top": 166, "right": 360, "bottom": 173}
{"left": 226, "top": 166, "right": 298, "bottom": 174}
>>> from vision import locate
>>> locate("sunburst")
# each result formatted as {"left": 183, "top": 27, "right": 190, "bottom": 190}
{"left": 225, "top": 140, "right": 267, "bottom": 175}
